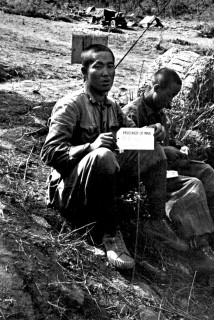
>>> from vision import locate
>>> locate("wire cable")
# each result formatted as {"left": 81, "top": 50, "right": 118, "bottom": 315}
{"left": 115, "top": 0, "right": 173, "bottom": 69}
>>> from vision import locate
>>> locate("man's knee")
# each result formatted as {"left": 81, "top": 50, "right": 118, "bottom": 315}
{"left": 89, "top": 147, "right": 115, "bottom": 162}
{"left": 86, "top": 148, "right": 119, "bottom": 173}
{"left": 186, "top": 176, "right": 203, "bottom": 189}
{"left": 202, "top": 163, "right": 214, "bottom": 176}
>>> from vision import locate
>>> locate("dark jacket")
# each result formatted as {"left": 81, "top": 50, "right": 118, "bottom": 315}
{"left": 41, "top": 85, "right": 136, "bottom": 176}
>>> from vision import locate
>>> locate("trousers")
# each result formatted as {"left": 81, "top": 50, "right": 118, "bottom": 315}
{"left": 176, "top": 160, "right": 214, "bottom": 221}
{"left": 47, "top": 143, "right": 167, "bottom": 233}
{"left": 166, "top": 175, "right": 214, "bottom": 239}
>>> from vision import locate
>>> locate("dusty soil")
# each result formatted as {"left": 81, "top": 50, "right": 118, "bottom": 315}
{"left": 0, "top": 10, "right": 214, "bottom": 320}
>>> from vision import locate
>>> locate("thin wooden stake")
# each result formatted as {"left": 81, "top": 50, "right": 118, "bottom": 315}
{"left": 131, "top": 150, "right": 141, "bottom": 283}
{"left": 187, "top": 270, "right": 197, "bottom": 313}
{"left": 23, "top": 146, "right": 34, "bottom": 181}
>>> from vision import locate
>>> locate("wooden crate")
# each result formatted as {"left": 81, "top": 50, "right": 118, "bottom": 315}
{"left": 71, "top": 33, "right": 108, "bottom": 64}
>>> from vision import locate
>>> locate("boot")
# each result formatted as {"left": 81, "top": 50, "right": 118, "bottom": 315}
{"left": 143, "top": 218, "right": 189, "bottom": 251}
{"left": 190, "top": 244, "right": 214, "bottom": 273}
{"left": 102, "top": 230, "right": 134, "bottom": 269}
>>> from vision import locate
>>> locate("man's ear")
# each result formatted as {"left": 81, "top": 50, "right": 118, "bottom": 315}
{"left": 153, "top": 84, "right": 160, "bottom": 93}
{"left": 81, "top": 66, "right": 87, "bottom": 77}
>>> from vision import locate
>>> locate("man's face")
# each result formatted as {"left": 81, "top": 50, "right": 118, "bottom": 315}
{"left": 153, "top": 82, "right": 181, "bottom": 110}
{"left": 84, "top": 51, "right": 115, "bottom": 94}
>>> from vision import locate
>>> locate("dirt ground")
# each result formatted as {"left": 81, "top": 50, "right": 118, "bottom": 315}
{"left": 1, "top": 10, "right": 214, "bottom": 320}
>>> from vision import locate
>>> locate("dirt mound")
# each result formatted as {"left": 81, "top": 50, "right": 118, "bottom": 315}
{"left": 141, "top": 47, "right": 214, "bottom": 107}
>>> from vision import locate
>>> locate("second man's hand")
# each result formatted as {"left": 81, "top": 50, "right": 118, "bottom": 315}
{"left": 149, "top": 123, "right": 166, "bottom": 143}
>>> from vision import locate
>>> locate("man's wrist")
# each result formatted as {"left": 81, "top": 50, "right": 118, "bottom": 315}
{"left": 86, "top": 143, "right": 93, "bottom": 153}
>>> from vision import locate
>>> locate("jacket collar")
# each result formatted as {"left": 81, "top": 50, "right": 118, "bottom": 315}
{"left": 84, "top": 83, "right": 112, "bottom": 107}
{"left": 142, "top": 93, "right": 164, "bottom": 118}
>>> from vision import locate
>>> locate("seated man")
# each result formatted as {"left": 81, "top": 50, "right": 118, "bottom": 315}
{"left": 40, "top": 45, "right": 187, "bottom": 270}
{"left": 123, "top": 67, "right": 214, "bottom": 270}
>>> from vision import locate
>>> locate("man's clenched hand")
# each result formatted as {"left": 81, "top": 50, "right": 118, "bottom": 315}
{"left": 90, "top": 132, "right": 116, "bottom": 151}
{"left": 149, "top": 123, "right": 166, "bottom": 142}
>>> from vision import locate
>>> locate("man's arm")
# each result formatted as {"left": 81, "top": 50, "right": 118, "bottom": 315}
{"left": 41, "top": 99, "right": 90, "bottom": 174}
{"left": 122, "top": 98, "right": 165, "bottom": 142}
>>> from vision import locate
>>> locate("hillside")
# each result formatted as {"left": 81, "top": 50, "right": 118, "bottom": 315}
{"left": 1, "top": 0, "right": 214, "bottom": 19}
{"left": 0, "top": 4, "right": 214, "bottom": 320}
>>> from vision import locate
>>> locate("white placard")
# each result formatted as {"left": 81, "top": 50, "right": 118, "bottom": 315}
{"left": 167, "top": 170, "right": 178, "bottom": 179}
{"left": 116, "top": 127, "right": 154, "bottom": 151}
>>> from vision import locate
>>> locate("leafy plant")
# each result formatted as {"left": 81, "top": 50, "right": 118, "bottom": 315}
{"left": 166, "top": 100, "right": 214, "bottom": 166}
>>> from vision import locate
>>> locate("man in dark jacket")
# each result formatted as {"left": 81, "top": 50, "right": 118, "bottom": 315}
{"left": 123, "top": 67, "right": 214, "bottom": 271}
{"left": 41, "top": 45, "right": 187, "bottom": 270}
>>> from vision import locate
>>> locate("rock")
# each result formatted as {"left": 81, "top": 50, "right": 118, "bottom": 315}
{"left": 32, "top": 105, "right": 43, "bottom": 110}
{"left": 31, "top": 214, "right": 51, "bottom": 229}
{"left": 49, "top": 282, "right": 85, "bottom": 306}
{"left": 138, "top": 305, "right": 159, "bottom": 320}
{"left": 0, "top": 200, "right": 74, "bottom": 320}
{"left": 0, "top": 232, "right": 37, "bottom": 319}
{"left": 133, "top": 282, "right": 159, "bottom": 301}
{"left": 0, "top": 64, "right": 10, "bottom": 82}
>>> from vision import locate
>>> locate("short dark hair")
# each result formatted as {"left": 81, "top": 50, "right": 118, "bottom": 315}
{"left": 81, "top": 44, "right": 115, "bottom": 69}
{"left": 152, "top": 67, "right": 182, "bottom": 89}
